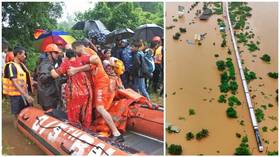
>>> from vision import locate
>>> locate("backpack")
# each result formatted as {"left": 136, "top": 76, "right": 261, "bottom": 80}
{"left": 140, "top": 49, "right": 155, "bottom": 78}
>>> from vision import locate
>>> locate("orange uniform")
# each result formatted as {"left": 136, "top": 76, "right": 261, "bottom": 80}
{"left": 85, "top": 47, "right": 97, "bottom": 56}
{"left": 80, "top": 52, "right": 111, "bottom": 110}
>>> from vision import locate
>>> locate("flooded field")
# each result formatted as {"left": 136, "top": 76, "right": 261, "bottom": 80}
{"left": 166, "top": 2, "right": 277, "bottom": 155}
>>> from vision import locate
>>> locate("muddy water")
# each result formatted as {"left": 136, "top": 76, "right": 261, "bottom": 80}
{"left": 238, "top": 2, "right": 278, "bottom": 153}
{"left": 166, "top": 2, "right": 277, "bottom": 155}
{"left": 2, "top": 98, "right": 43, "bottom": 155}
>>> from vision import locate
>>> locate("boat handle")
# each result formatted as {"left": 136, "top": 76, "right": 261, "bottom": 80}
{"left": 60, "top": 142, "right": 74, "bottom": 155}
{"left": 22, "top": 114, "right": 30, "bottom": 121}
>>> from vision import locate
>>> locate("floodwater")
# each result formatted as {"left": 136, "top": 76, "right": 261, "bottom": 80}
{"left": 166, "top": 2, "right": 277, "bottom": 155}
{"left": 2, "top": 98, "right": 44, "bottom": 155}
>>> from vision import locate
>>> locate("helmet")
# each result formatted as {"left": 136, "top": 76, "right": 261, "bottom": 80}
{"left": 44, "top": 44, "right": 61, "bottom": 53}
{"left": 152, "top": 36, "right": 161, "bottom": 43}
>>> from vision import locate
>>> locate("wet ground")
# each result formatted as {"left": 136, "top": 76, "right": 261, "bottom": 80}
{"left": 166, "top": 2, "right": 277, "bottom": 155}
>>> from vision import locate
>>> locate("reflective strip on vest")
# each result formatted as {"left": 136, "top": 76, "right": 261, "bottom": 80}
{"left": 2, "top": 62, "right": 28, "bottom": 96}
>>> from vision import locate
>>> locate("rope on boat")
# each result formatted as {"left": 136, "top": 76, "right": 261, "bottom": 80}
{"left": 35, "top": 116, "right": 109, "bottom": 156}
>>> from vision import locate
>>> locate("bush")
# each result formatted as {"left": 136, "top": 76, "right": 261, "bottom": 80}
{"left": 229, "top": 81, "right": 238, "bottom": 94}
{"left": 186, "top": 132, "right": 194, "bottom": 140}
{"left": 228, "top": 96, "right": 241, "bottom": 106}
{"left": 236, "top": 32, "right": 248, "bottom": 43}
{"left": 179, "top": 27, "right": 187, "bottom": 33}
{"left": 189, "top": 109, "right": 196, "bottom": 116}
{"left": 234, "top": 136, "right": 251, "bottom": 155}
{"left": 236, "top": 133, "right": 241, "bottom": 138}
{"left": 226, "top": 107, "right": 237, "bottom": 118}
{"left": 246, "top": 42, "right": 259, "bottom": 52}
{"left": 244, "top": 68, "right": 257, "bottom": 83}
{"left": 255, "top": 108, "right": 264, "bottom": 123}
{"left": 221, "top": 39, "right": 226, "bottom": 47}
{"left": 173, "top": 32, "right": 181, "bottom": 40}
{"left": 226, "top": 58, "right": 236, "bottom": 80}
{"left": 218, "top": 95, "right": 227, "bottom": 103}
{"left": 262, "top": 126, "right": 268, "bottom": 132}
{"left": 268, "top": 151, "right": 278, "bottom": 155}
{"left": 221, "top": 72, "right": 229, "bottom": 82}
{"left": 216, "top": 60, "right": 226, "bottom": 71}
{"left": 260, "top": 54, "right": 271, "bottom": 63}
{"left": 219, "top": 81, "right": 229, "bottom": 93}
{"left": 268, "top": 72, "right": 278, "bottom": 79}
{"left": 168, "top": 144, "right": 183, "bottom": 155}
{"left": 196, "top": 129, "right": 209, "bottom": 140}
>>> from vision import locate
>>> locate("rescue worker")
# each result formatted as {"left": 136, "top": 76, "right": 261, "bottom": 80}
{"left": 3, "top": 46, "right": 33, "bottom": 118}
{"left": 151, "top": 36, "right": 163, "bottom": 93}
{"left": 36, "top": 44, "right": 61, "bottom": 111}
{"left": 50, "top": 49, "right": 93, "bottom": 129}
{"left": 67, "top": 40, "right": 124, "bottom": 142}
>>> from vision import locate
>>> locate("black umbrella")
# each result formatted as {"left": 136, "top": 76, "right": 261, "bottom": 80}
{"left": 105, "top": 28, "right": 134, "bottom": 43}
{"left": 72, "top": 21, "right": 85, "bottom": 30}
{"left": 134, "top": 24, "right": 163, "bottom": 42}
{"left": 72, "top": 20, "right": 110, "bottom": 35}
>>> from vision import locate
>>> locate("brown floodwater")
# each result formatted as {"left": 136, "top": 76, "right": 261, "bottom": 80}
{"left": 2, "top": 98, "right": 44, "bottom": 155}
{"left": 166, "top": 2, "right": 277, "bottom": 155}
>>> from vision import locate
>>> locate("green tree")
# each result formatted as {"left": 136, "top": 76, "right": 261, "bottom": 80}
{"left": 218, "top": 95, "right": 227, "bottom": 103}
{"left": 228, "top": 95, "right": 241, "bottom": 106}
{"left": 76, "top": 2, "right": 163, "bottom": 31}
{"left": 268, "top": 72, "right": 278, "bottom": 79}
{"left": 195, "top": 129, "right": 209, "bottom": 140}
{"left": 168, "top": 144, "right": 183, "bottom": 155}
{"left": 228, "top": 81, "right": 238, "bottom": 94}
{"left": 260, "top": 54, "right": 271, "bottom": 63}
{"left": 216, "top": 60, "right": 226, "bottom": 71}
{"left": 186, "top": 132, "right": 194, "bottom": 141}
{"left": 235, "top": 136, "right": 251, "bottom": 155}
{"left": 244, "top": 68, "right": 257, "bottom": 83}
{"left": 226, "top": 107, "right": 237, "bottom": 118}
{"left": 2, "top": 2, "right": 63, "bottom": 70}
{"left": 255, "top": 108, "right": 264, "bottom": 123}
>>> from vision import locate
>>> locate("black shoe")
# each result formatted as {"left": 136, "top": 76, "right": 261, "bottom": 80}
{"left": 111, "top": 135, "right": 125, "bottom": 143}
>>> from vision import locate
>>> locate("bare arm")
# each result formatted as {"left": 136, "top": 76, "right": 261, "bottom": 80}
{"left": 67, "top": 65, "right": 90, "bottom": 76}
{"left": 50, "top": 69, "right": 60, "bottom": 79}
{"left": 12, "top": 78, "right": 33, "bottom": 104}
{"left": 89, "top": 55, "right": 101, "bottom": 65}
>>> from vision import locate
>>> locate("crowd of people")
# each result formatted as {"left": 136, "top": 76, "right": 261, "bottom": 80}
{"left": 1, "top": 33, "right": 163, "bottom": 142}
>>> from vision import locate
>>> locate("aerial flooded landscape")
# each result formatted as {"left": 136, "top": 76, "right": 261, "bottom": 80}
{"left": 166, "top": 2, "right": 278, "bottom": 155}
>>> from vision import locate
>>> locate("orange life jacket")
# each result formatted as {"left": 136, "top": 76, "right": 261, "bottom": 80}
{"left": 2, "top": 62, "right": 32, "bottom": 96}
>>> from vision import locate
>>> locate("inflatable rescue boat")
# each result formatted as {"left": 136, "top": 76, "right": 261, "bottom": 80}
{"left": 16, "top": 89, "right": 163, "bottom": 155}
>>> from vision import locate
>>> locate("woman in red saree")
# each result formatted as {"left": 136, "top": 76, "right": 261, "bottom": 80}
{"left": 50, "top": 48, "right": 93, "bottom": 128}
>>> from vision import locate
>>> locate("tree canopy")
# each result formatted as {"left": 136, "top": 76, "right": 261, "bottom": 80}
{"left": 2, "top": 2, "right": 63, "bottom": 70}
{"left": 75, "top": 2, "right": 163, "bottom": 31}
{"left": 2, "top": 2, "right": 63, "bottom": 48}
